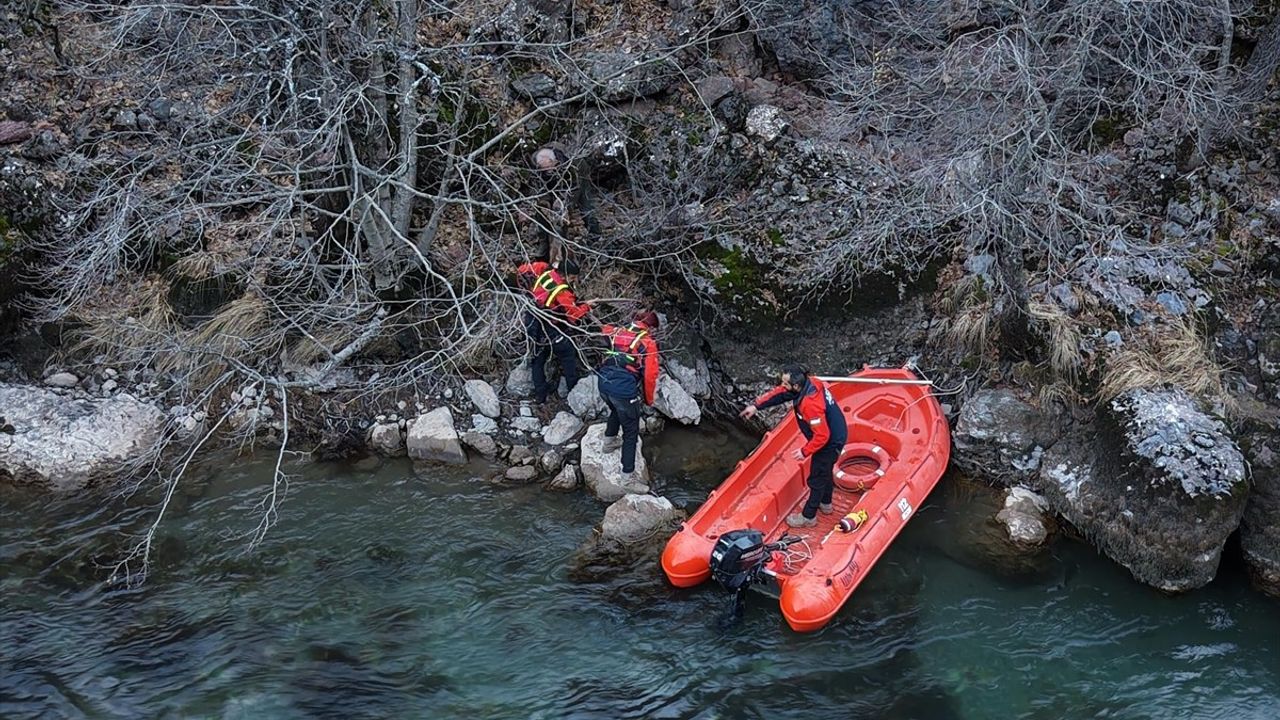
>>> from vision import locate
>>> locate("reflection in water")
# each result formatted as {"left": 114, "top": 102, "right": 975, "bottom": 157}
{"left": 0, "top": 423, "right": 1278, "bottom": 720}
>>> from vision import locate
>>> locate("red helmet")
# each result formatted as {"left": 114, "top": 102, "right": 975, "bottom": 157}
{"left": 636, "top": 311, "right": 659, "bottom": 330}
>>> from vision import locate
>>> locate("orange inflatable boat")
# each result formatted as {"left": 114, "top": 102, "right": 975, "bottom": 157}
{"left": 661, "top": 366, "right": 951, "bottom": 632}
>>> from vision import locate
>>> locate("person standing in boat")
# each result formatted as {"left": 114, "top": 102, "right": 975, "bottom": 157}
{"left": 516, "top": 255, "right": 592, "bottom": 411}
{"left": 739, "top": 366, "right": 848, "bottom": 528}
{"left": 596, "top": 311, "right": 661, "bottom": 483}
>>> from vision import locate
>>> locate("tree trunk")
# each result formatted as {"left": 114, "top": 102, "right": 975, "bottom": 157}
{"left": 1208, "top": 9, "right": 1280, "bottom": 151}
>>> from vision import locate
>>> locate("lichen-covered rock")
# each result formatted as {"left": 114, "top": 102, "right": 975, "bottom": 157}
{"left": 1037, "top": 390, "right": 1248, "bottom": 593}
{"left": 995, "top": 487, "right": 1051, "bottom": 547}
{"left": 1260, "top": 305, "right": 1280, "bottom": 398}
{"left": 509, "top": 415, "right": 543, "bottom": 433}
{"left": 463, "top": 379, "right": 501, "bottom": 419}
{"left": 406, "top": 407, "right": 467, "bottom": 465}
{"left": 471, "top": 414, "right": 499, "bottom": 435}
{"left": 583, "top": 51, "right": 673, "bottom": 101}
{"left": 543, "top": 411, "right": 584, "bottom": 445}
{"left": 580, "top": 423, "right": 650, "bottom": 502}
{"left": 653, "top": 373, "right": 701, "bottom": 425}
{"left": 1239, "top": 423, "right": 1280, "bottom": 597}
{"left": 745, "top": 104, "right": 788, "bottom": 141}
{"left": 601, "top": 494, "right": 681, "bottom": 544}
{"left": 952, "top": 389, "right": 1059, "bottom": 485}
{"left": 0, "top": 383, "right": 164, "bottom": 491}
{"left": 539, "top": 449, "right": 565, "bottom": 474}
{"left": 368, "top": 422, "right": 404, "bottom": 457}
{"left": 510, "top": 72, "right": 557, "bottom": 102}
{"left": 1109, "top": 388, "right": 1245, "bottom": 498}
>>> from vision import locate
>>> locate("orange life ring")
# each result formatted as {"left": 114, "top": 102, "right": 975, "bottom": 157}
{"left": 834, "top": 442, "right": 891, "bottom": 492}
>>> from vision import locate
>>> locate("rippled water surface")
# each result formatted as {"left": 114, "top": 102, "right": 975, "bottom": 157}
{"left": 3, "top": 423, "right": 1278, "bottom": 719}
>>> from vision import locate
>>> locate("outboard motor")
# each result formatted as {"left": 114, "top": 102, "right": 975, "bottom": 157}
{"left": 708, "top": 530, "right": 803, "bottom": 629}
{"left": 709, "top": 529, "right": 768, "bottom": 591}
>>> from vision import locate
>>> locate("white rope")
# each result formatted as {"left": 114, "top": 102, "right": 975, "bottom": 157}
{"left": 778, "top": 538, "right": 814, "bottom": 573}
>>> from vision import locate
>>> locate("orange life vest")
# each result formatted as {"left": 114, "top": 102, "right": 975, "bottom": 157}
{"left": 522, "top": 266, "right": 571, "bottom": 309}
{"left": 604, "top": 323, "right": 649, "bottom": 375}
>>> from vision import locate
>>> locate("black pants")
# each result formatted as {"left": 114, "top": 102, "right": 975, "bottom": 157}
{"left": 601, "top": 390, "right": 641, "bottom": 473}
{"left": 801, "top": 444, "right": 840, "bottom": 519}
{"left": 526, "top": 314, "right": 579, "bottom": 403}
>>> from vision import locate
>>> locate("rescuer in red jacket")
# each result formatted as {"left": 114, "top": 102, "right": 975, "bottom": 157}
{"left": 596, "top": 311, "right": 661, "bottom": 481}
{"left": 740, "top": 366, "right": 849, "bottom": 528}
{"left": 517, "top": 257, "right": 591, "bottom": 406}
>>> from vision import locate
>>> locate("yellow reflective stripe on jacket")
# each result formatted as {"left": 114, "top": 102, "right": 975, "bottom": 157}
{"left": 533, "top": 270, "right": 568, "bottom": 307}
{"left": 544, "top": 284, "right": 569, "bottom": 307}
{"left": 628, "top": 329, "right": 647, "bottom": 351}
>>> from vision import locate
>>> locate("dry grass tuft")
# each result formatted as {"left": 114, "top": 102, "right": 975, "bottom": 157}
{"left": 190, "top": 293, "right": 269, "bottom": 350}
{"left": 170, "top": 251, "right": 217, "bottom": 281}
{"left": 177, "top": 293, "right": 274, "bottom": 385}
{"left": 286, "top": 326, "right": 357, "bottom": 368}
{"left": 1035, "top": 379, "right": 1082, "bottom": 408}
{"left": 948, "top": 302, "right": 992, "bottom": 357}
{"left": 1098, "top": 318, "right": 1232, "bottom": 412}
{"left": 72, "top": 278, "right": 181, "bottom": 366}
{"left": 1029, "top": 301, "right": 1082, "bottom": 382}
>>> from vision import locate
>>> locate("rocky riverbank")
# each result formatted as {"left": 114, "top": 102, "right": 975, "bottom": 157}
{"left": 3, "top": 316, "right": 1280, "bottom": 598}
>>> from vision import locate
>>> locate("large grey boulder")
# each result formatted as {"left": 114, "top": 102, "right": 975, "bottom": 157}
{"left": 1239, "top": 422, "right": 1280, "bottom": 597}
{"left": 601, "top": 494, "right": 681, "bottom": 544}
{"left": 953, "top": 390, "right": 1059, "bottom": 485}
{"left": 543, "top": 411, "right": 584, "bottom": 446}
{"left": 566, "top": 375, "right": 605, "bottom": 419}
{"left": 1037, "top": 389, "right": 1247, "bottom": 592}
{"left": 666, "top": 357, "right": 711, "bottom": 399}
{"left": 406, "top": 407, "right": 467, "bottom": 465}
{"left": 653, "top": 373, "right": 701, "bottom": 425}
{"left": 580, "top": 423, "right": 650, "bottom": 502}
{"left": 464, "top": 379, "right": 501, "bottom": 419}
{"left": 0, "top": 383, "right": 164, "bottom": 491}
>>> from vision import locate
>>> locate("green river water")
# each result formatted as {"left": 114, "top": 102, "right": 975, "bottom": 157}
{"left": 2, "top": 422, "right": 1278, "bottom": 719}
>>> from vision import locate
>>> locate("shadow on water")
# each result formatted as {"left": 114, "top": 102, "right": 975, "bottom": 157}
{"left": 285, "top": 642, "right": 453, "bottom": 720}
{"left": 644, "top": 418, "right": 760, "bottom": 508}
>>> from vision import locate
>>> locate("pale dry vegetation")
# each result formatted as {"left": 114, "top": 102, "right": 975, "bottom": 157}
{"left": 1098, "top": 318, "right": 1235, "bottom": 413}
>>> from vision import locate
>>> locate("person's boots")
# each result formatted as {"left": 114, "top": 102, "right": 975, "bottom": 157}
{"left": 819, "top": 503, "right": 834, "bottom": 515}
{"left": 786, "top": 513, "right": 817, "bottom": 528}
{"left": 602, "top": 434, "right": 622, "bottom": 452}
